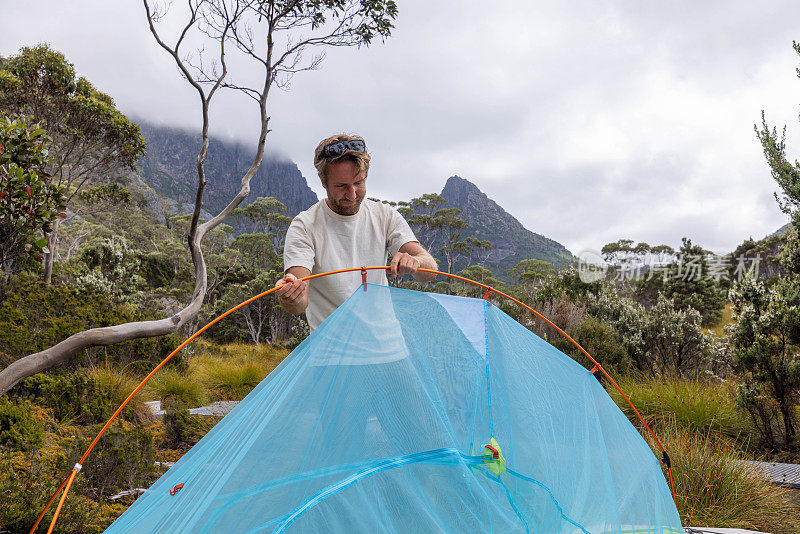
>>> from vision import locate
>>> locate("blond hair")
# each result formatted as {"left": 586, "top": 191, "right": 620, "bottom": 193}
{"left": 313, "top": 134, "right": 371, "bottom": 183}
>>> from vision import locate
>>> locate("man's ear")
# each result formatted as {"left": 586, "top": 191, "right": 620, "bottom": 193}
{"left": 318, "top": 172, "right": 326, "bottom": 188}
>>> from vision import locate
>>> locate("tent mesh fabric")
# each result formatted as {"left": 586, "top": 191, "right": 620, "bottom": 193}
{"left": 106, "top": 284, "right": 682, "bottom": 533}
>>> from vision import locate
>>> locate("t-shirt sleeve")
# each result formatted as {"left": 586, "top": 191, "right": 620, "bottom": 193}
{"left": 283, "top": 218, "right": 315, "bottom": 272}
{"left": 386, "top": 207, "right": 419, "bottom": 256}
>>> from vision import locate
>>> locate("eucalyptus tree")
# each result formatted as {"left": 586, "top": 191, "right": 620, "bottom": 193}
{"left": 231, "top": 196, "right": 292, "bottom": 249}
{"left": 397, "top": 193, "right": 447, "bottom": 251}
{"left": 454, "top": 236, "right": 492, "bottom": 269}
{"left": 0, "top": 0, "right": 399, "bottom": 394}
{"left": 508, "top": 258, "right": 554, "bottom": 299}
{"left": 661, "top": 237, "right": 726, "bottom": 327}
{"left": 0, "top": 44, "right": 145, "bottom": 283}
{"left": 434, "top": 207, "right": 468, "bottom": 274}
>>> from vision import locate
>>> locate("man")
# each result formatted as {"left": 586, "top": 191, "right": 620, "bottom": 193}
{"left": 276, "top": 134, "right": 437, "bottom": 330}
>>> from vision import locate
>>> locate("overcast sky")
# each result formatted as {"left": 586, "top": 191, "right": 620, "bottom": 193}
{"left": 3, "top": 1, "right": 800, "bottom": 257}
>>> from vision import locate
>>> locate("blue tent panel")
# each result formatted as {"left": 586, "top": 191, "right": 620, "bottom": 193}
{"left": 106, "top": 284, "right": 682, "bottom": 533}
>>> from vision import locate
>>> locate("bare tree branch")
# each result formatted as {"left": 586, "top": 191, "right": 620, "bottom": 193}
{"left": 0, "top": 0, "right": 398, "bottom": 394}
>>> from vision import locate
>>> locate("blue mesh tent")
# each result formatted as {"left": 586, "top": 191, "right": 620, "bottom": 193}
{"left": 106, "top": 284, "right": 682, "bottom": 533}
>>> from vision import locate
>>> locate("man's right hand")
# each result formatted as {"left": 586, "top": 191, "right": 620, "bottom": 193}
{"left": 275, "top": 271, "right": 309, "bottom": 315}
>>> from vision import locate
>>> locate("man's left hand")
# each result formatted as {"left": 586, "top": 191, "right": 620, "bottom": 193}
{"left": 389, "top": 251, "right": 421, "bottom": 278}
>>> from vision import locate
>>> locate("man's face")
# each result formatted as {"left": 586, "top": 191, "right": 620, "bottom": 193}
{"left": 322, "top": 160, "right": 366, "bottom": 216}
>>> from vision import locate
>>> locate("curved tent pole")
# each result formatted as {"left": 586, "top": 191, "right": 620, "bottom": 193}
{"left": 33, "top": 266, "right": 677, "bottom": 533}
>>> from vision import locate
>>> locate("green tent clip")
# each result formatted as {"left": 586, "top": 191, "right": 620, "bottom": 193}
{"left": 483, "top": 438, "right": 507, "bottom": 475}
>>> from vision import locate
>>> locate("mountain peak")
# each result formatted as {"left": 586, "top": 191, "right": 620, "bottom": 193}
{"left": 442, "top": 175, "right": 481, "bottom": 200}
{"left": 439, "top": 176, "right": 573, "bottom": 277}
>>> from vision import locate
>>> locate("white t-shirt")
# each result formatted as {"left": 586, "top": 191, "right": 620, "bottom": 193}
{"left": 283, "top": 198, "right": 418, "bottom": 331}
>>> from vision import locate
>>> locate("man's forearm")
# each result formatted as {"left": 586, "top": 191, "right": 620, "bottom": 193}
{"left": 411, "top": 251, "right": 438, "bottom": 282}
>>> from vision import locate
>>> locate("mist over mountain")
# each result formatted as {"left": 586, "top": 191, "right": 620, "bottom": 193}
{"left": 440, "top": 175, "right": 574, "bottom": 276}
{"left": 137, "top": 122, "right": 318, "bottom": 218}
{"left": 132, "top": 124, "right": 573, "bottom": 279}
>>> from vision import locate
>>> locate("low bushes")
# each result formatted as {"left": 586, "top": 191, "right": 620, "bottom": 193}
{"left": 0, "top": 397, "right": 44, "bottom": 451}
{"left": 0, "top": 276, "right": 184, "bottom": 375}
{"left": 0, "top": 448, "right": 128, "bottom": 534}
{"left": 12, "top": 373, "right": 118, "bottom": 425}
{"left": 80, "top": 420, "right": 158, "bottom": 500}
{"left": 0, "top": 402, "right": 147, "bottom": 533}
{"left": 160, "top": 398, "right": 218, "bottom": 450}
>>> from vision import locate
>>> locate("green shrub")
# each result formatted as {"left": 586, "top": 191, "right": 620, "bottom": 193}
{"left": 0, "top": 449, "right": 127, "bottom": 533}
{"left": 0, "top": 401, "right": 127, "bottom": 533}
{"left": 588, "top": 286, "right": 713, "bottom": 376}
{"left": 74, "top": 237, "right": 145, "bottom": 306}
{"left": 0, "top": 397, "right": 44, "bottom": 451}
{"left": 0, "top": 113, "right": 63, "bottom": 274}
{"left": 160, "top": 398, "right": 217, "bottom": 450}
{"left": 81, "top": 421, "right": 157, "bottom": 500}
{"left": 569, "top": 315, "right": 631, "bottom": 374}
{"left": 12, "top": 373, "right": 117, "bottom": 425}
{"left": 728, "top": 274, "right": 800, "bottom": 453}
{"left": 12, "top": 368, "right": 147, "bottom": 426}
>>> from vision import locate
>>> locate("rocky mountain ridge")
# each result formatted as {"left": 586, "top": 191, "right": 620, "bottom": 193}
{"left": 131, "top": 124, "right": 574, "bottom": 280}
{"left": 136, "top": 122, "right": 318, "bottom": 219}
{"left": 440, "top": 175, "right": 574, "bottom": 276}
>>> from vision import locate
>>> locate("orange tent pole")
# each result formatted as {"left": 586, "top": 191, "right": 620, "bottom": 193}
{"left": 33, "top": 267, "right": 677, "bottom": 532}
{"left": 28, "top": 472, "right": 70, "bottom": 533}
{"left": 45, "top": 470, "right": 77, "bottom": 534}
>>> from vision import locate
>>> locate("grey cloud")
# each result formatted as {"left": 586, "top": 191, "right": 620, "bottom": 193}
{"left": 2, "top": 0, "right": 799, "bottom": 258}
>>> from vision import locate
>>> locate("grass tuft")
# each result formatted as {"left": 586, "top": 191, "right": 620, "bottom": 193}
{"left": 86, "top": 364, "right": 144, "bottom": 413}
{"left": 144, "top": 368, "right": 207, "bottom": 407}
{"left": 189, "top": 342, "right": 288, "bottom": 401}
{"left": 204, "top": 361, "right": 267, "bottom": 400}
{"left": 653, "top": 421, "right": 800, "bottom": 532}
{"left": 608, "top": 375, "right": 753, "bottom": 443}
